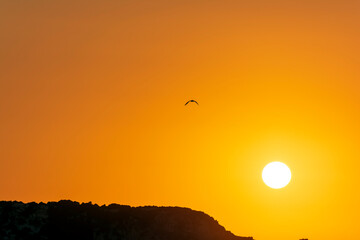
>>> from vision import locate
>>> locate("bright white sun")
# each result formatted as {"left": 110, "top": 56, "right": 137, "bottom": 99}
{"left": 262, "top": 162, "right": 291, "bottom": 189}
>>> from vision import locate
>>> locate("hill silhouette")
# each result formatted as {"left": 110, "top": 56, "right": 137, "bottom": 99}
{"left": 0, "top": 200, "right": 253, "bottom": 240}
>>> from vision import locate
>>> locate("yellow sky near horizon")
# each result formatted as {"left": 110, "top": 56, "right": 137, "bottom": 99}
{"left": 1, "top": 1, "right": 360, "bottom": 240}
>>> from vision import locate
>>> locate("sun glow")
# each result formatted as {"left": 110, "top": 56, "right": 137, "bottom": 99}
{"left": 262, "top": 162, "right": 291, "bottom": 189}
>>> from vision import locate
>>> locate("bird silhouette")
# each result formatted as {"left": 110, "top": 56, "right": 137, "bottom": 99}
{"left": 185, "top": 100, "right": 199, "bottom": 106}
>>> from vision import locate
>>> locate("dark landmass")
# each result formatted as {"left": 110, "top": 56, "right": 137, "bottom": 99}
{"left": 0, "top": 200, "right": 253, "bottom": 240}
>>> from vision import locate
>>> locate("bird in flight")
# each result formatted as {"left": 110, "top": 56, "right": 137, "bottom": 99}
{"left": 185, "top": 100, "right": 199, "bottom": 106}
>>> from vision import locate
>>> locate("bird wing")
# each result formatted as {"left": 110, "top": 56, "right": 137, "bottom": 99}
{"left": 185, "top": 100, "right": 199, "bottom": 106}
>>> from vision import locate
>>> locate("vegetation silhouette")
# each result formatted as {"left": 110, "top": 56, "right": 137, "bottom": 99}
{"left": 0, "top": 200, "right": 253, "bottom": 240}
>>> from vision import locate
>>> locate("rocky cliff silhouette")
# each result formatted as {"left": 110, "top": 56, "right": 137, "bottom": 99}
{"left": 0, "top": 200, "right": 253, "bottom": 240}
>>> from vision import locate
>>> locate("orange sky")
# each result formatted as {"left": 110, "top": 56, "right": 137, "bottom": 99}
{"left": 1, "top": 1, "right": 360, "bottom": 239}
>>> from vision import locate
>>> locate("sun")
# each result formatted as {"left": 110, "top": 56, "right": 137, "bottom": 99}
{"left": 262, "top": 162, "right": 291, "bottom": 189}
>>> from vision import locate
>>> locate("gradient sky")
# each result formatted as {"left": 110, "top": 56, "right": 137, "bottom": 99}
{"left": 1, "top": 1, "right": 360, "bottom": 240}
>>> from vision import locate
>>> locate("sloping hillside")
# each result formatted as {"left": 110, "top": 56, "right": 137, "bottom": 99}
{"left": 0, "top": 200, "right": 253, "bottom": 240}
